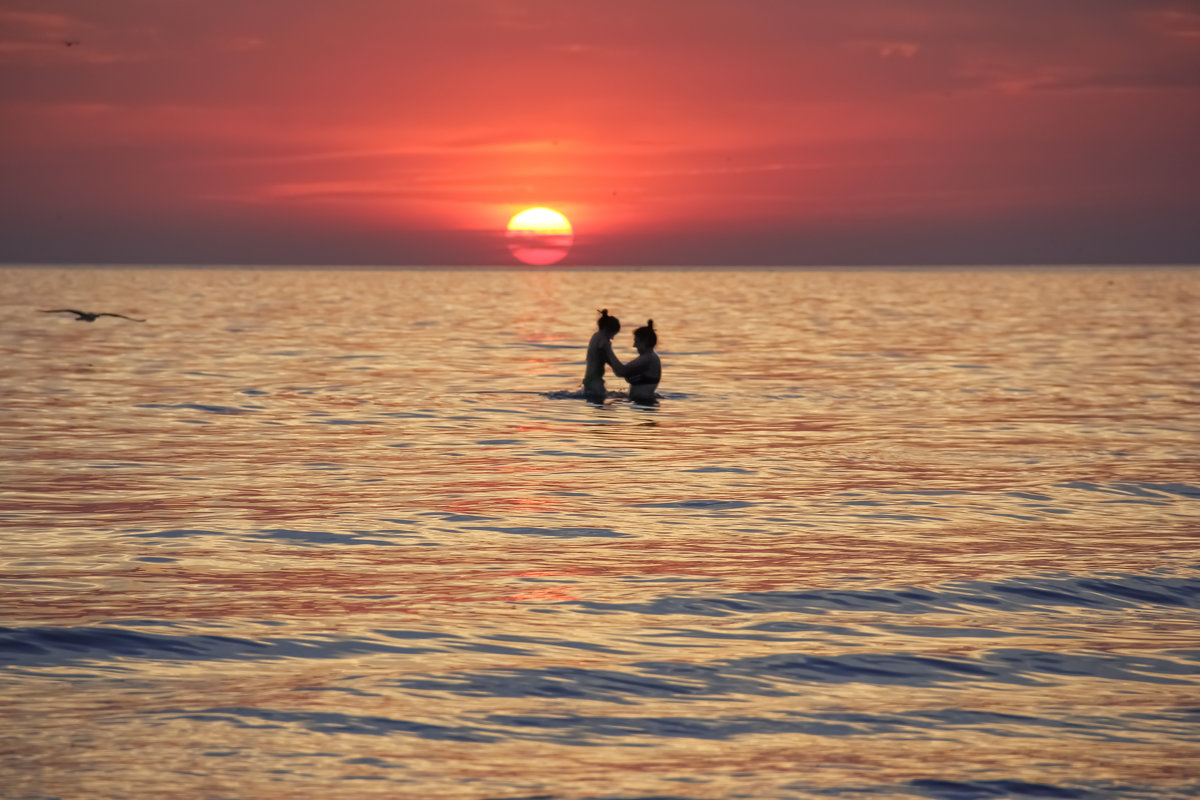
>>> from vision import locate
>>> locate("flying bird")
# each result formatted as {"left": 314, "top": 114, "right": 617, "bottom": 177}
{"left": 40, "top": 309, "right": 146, "bottom": 322}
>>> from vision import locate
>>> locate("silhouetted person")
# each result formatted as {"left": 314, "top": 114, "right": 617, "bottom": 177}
{"left": 582, "top": 308, "right": 620, "bottom": 403}
{"left": 609, "top": 320, "right": 661, "bottom": 404}
{"left": 40, "top": 309, "right": 145, "bottom": 322}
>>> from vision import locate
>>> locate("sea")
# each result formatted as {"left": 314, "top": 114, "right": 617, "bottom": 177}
{"left": 1, "top": 265, "right": 1198, "bottom": 800}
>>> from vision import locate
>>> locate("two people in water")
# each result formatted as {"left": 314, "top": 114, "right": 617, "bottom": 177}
{"left": 583, "top": 309, "right": 661, "bottom": 404}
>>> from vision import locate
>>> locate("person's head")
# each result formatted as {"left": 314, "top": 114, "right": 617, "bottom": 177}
{"left": 634, "top": 319, "right": 657, "bottom": 351}
{"left": 596, "top": 308, "right": 620, "bottom": 338}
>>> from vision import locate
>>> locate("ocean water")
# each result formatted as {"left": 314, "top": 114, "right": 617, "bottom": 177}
{"left": 1, "top": 265, "right": 1198, "bottom": 800}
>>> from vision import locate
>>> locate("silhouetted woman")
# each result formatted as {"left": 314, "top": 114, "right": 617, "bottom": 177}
{"left": 609, "top": 320, "right": 661, "bottom": 404}
{"left": 582, "top": 309, "right": 620, "bottom": 403}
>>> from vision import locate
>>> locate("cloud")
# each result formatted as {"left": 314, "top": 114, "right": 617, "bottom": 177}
{"left": 1141, "top": 7, "right": 1200, "bottom": 40}
{"left": 851, "top": 40, "right": 922, "bottom": 59}
{"left": 0, "top": 9, "right": 77, "bottom": 34}
{"left": 0, "top": 8, "right": 159, "bottom": 64}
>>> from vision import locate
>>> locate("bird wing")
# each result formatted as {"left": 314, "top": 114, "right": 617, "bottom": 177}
{"left": 95, "top": 314, "right": 147, "bottom": 323}
{"left": 40, "top": 309, "right": 86, "bottom": 315}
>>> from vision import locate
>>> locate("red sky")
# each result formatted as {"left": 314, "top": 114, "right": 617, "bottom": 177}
{"left": 2, "top": 0, "right": 1198, "bottom": 266}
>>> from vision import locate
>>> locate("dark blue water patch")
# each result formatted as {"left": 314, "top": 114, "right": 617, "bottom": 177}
{"left": 251, "top": 529, "right": 399, "bottom": 547}
{"left": 128, "top": 528, "right": 224, "bottom": 539}
{"left": 1058, "top": 481, "right": 1200, "bottom": 500}
{"left": 136, "top": 699, "right": 1200, "bottom": 753}
{"left": 420, "top": 511, "right": 495, "bottom": 522}
{"left": 681, "top": 648, "right": 1198, "bottom": 690}
{"left": 656, "top": 651, "right": 1037, "bottom": 690}
{"left": 137, "top": 402, "right": 254, "bottom": 415}
{"left": 395, "top": 664, "right": 750, "bottom": 704}
{"left": 485, "top": 712, "right": 867, "bottom": 741}
{"left": 389, "top": 646, "right": 1197, "bottom": 706}
{"left": 903, "top": 778, "right": 1096, "bottom": 799}
{"left": 468, "top": 525, "right": 631, "bottom": 539}
{"left": 881, "top": 625, "right": 1024, "bottom": 639}
{"left": 375, "top": 629, "right": 457, "bottom": 641}
{"left": 570, "top": 571, "right": 1200, "bottom": 619}
{"left": 481, "top": 705, "right": 1175, "bottom": 748}
{"left": 293, "top": 686, "right": 381, "bottom": 698}
{"left": 745, "top": 620, "right": 874, "bottom": 636}
{"left": 482, "top": 634, "right": 633, "bottom": 655}
{"left": 161, "top": 707, "right": 501, "bottom": 742}
{"left": 482, "top": 707, "right": 1156, "bottom": 748}
{"left": 343, "top": 756, "right": 405, "bottom": 768}
{"left": 649, "top": 624, "right": 869, "bottom": 643}
{"left": 981, "top": 649, "right": 1198, "bottom": 685}
{"left": 0, "top": 626, "right": 444, "bottom": 667}
{"left": 1137, "top": 482, "right": 1200, "bottom": 498}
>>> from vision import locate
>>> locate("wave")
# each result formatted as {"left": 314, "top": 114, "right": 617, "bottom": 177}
{"left": 0, "top": 626, "right": 446, "bottom": 668}
{"left": 573, "top": 570, "right": 1200, "bottom": 618}
{"left": 151, "top": 701, "right": 1200, "bottom": 752}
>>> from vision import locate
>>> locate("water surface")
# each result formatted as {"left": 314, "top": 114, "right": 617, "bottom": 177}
{"left": 1, "top": 266, "right": 1198, "bottom": 799}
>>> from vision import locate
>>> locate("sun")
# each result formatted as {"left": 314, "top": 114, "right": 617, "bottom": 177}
{"left": 507, "top": 207, "right": 573, "bottom": 266}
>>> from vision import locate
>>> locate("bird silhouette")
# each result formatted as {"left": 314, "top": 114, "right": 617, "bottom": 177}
{"left": 40, "top": 309, "right": 146, "bottom": 322}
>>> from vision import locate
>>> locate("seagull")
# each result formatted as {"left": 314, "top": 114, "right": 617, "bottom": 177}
{"left": 40, "top": 309, "right": 146, "bottom": 322}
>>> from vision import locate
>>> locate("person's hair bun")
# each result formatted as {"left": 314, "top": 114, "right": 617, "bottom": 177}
{"left": 647, "top": 319, "right": 654, "bottom": 328}
{"left": 598, "top": 308, "right": 609, "bottom": 317}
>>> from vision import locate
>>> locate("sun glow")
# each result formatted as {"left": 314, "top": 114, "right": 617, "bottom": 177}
{"left": 507, "top": 207, "right": 573, "bottom": 265}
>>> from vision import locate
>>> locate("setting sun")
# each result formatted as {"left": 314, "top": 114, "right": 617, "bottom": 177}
{"left": 506, "top": 207, "right": 574, "bottom": 266}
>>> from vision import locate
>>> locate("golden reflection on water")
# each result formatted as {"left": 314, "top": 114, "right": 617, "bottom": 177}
{"left": 1, "top": 267, "right": 1199, "bottom": 798}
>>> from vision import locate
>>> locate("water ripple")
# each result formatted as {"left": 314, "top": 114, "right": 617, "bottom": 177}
{"left": 574, "top": 571, "right": 1200, "bottom": 618}
{"left": 0, "top": 626, "right": 443, "bottom": 667}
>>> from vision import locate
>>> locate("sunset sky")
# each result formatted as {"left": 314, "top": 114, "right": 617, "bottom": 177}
{"left": 2, "top": 0, "right": 1198, "bottom": 266}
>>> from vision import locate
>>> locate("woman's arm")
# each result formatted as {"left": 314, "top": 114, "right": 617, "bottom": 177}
{"left": 605, "top": 341, "right": 624, "bottom": 372}
{"left": 609, "top": 352, "right": 650, "bottom": 379}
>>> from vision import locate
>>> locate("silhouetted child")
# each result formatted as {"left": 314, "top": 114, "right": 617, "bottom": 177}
{"left": 609, "top": 320, "right": 661, "bottom": 404}
{"left": 582, "top": 309, "right": 620, "bottom": 403}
